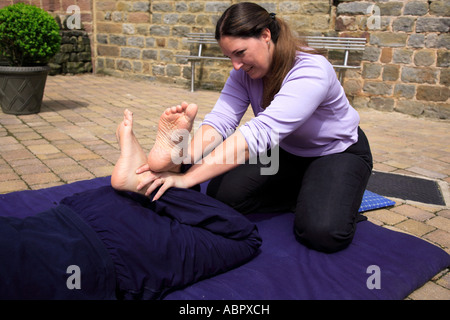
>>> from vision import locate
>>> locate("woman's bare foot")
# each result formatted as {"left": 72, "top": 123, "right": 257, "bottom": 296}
{"left": 111, "top": 109, "right": 153, "bottom": 195}
{"left": 147, "top": 102, "right": 198, "bottom": 172}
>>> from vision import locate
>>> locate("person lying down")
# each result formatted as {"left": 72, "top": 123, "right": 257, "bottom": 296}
{"left": 0, "top": 106, "right": 261, "bottom": 300}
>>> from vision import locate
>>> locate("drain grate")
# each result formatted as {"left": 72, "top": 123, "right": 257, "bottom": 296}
{"left": 367, "top": 171, "right": 446, "bottom": 206}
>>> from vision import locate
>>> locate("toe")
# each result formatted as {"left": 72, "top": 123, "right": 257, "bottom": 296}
{"left": 168, "top": 106, "right": 177, "bottom": 114}
{"left": 186, "top": 103, "right": 198, "bottom": 119}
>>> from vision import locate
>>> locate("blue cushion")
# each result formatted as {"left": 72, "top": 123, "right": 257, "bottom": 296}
{"left": 359, "top": 190, "right": 395, "bottom": 212}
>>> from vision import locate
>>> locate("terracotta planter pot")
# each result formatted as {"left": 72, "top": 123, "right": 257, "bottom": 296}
{"left": 0, "top": 65, "right": 50, "bottom": 115}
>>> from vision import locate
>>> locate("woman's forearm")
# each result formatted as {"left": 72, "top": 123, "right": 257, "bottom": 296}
{"left": 139, "top": 127, "right": 250, "bottom": 201}
{"left": 186, "top": 124, "right": 224, "bottom": 165}
{"left": 184, "top": 130, "right": 249, "bottom": 187}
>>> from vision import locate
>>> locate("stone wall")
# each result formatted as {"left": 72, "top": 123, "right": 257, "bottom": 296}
{"left": 336, "top": 0, "right": 450, "bottom": 118}
{"left": 1, "top": 0, "right": 448, "bottom": 118}
{"left": 94, "top": 0, "right": 334, "bottom": 89}
{"left": 92, "top": 0, "right": 449, "bottom": 119}
{"left": 49, "top": 29, "right": 93, "bottom": 75}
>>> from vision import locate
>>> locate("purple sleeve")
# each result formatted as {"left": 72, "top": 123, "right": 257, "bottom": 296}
{"left": 239, "top": 55, "right": 331, "bottom": 157}
{"left": 202, "top": 53, "right": 357, "bottom": 158}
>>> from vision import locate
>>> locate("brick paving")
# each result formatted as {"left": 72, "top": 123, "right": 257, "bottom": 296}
{"left": 0, "top": 74, "right": 449, "bottom": 300}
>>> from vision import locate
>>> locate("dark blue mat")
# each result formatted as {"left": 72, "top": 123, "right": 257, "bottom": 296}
{"left": 165, "top": 211, "right": 449, "bottom": 300}
{"left": 0, "top": 177, "right": 448, "bottom": 300}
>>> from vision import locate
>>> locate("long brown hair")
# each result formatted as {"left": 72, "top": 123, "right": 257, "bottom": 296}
{"left": 215, "top": 2, "right": 310, "bottom": 108}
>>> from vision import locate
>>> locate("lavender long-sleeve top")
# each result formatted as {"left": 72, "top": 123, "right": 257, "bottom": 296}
{"left": 201, "top": 51, "right": 360, "bottom": 158}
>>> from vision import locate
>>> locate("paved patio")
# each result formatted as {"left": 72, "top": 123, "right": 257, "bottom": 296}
{"left": 0, "top": 73, "right": 449, "bottom": 300}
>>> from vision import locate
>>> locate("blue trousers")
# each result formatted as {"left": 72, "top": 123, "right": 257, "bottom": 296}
{"left": 0, "top": 186, "right": 261, "bottom": 299}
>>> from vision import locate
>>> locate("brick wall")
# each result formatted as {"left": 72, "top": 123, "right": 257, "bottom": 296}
{"left": 0, "top": 0, "right": 94, "bottom": 75}
{"left": 0, "top": 0, "right": 93, "bottom": 32}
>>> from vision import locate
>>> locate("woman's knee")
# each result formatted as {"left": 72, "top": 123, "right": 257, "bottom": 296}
{"left": 293, "top": 220, "right": 355, "bottom": 253}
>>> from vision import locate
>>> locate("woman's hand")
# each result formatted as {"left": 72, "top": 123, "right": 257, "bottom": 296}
{"left": 136, "top": 170, "right": 189, "bottom": 201}
{"left": 135, "top": 163, "right": 151, "bottom": 175}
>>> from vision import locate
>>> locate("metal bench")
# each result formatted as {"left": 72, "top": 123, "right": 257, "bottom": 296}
{"left": 302, "top": 36, "right": 367, "bottom": 83}
{"left": 175, "top": 33, "right": 229, "bottom": 92}
{"left": 176, "top": 33, "right": 366, "bottom": 91}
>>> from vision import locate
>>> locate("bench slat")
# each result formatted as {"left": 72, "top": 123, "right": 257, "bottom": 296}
{"left": 178, "top": 33, "right": 367, "bottom": 91}
{"left": 176, "top": 55, "right": 228, "bottom": 61}
{"left": 308, "top": 44, "right": 366, "bottom": 50}
{"left": 302, "top": 36, "right": 366, "bottom": 51}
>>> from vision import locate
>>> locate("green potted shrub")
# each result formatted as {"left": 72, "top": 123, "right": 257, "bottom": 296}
{"left": 0, "top": 3, "right": 61, "bottom": 115}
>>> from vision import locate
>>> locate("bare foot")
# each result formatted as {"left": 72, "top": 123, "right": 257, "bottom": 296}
{"left": 147, "top": 102, "right": 198, "bottom": 172}
{"left": 111, "top": 109, "right": 152, "bottom": 195}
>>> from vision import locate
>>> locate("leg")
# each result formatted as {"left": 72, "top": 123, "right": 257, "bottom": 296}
{"left": 294, "top": 150, "right": 372, "bottom": 253}
{"left": 147, "top": 102, "right": 198, "bottom": 172}
{"left": 207, "top": 148, "right": 305, "bottom": 214}
{"left": 111, "top": 109, "right": 153, "bottom": 195}
{"left": 61, "top": 181, "right": 261, "bottom": 299}
{"left": 111, "top": 104, "right": 198, "bottom": 195}
{"left": 0, "top": 207, "right": 116, "bottom": 299}
{"left": 206, "top": 162, "right": 278, "bottom": 214}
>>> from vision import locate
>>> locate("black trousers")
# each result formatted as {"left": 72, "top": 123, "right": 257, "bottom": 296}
{"left": 207, "top": 127, "right": 373, "bottom": 253}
